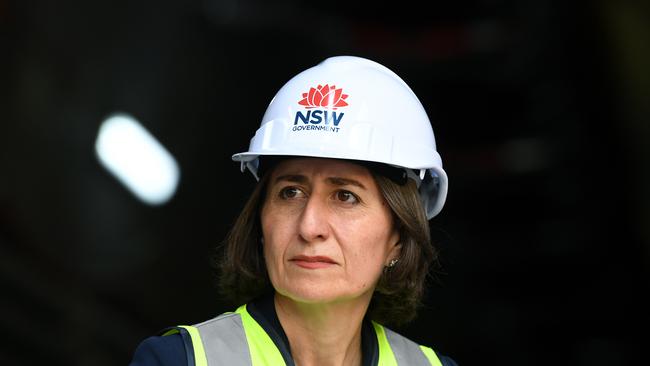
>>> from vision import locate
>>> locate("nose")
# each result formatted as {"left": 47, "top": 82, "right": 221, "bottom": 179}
{"left": 297, "top": 195, "right": 330, "bottom": 243}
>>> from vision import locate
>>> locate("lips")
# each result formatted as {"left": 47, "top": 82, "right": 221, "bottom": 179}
{"left": 290, "top": 255, "right": 337, "bottom": 269}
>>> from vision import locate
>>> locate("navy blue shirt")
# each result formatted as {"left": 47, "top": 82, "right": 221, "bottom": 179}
{"left": 129, "top": 295, "right": 458, "bottom": 366}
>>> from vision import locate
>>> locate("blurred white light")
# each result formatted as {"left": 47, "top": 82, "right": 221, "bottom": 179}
{"left": 95, "top": 113, "right": 180, "bottom": 205}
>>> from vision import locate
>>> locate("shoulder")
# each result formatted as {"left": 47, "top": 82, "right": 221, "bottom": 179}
{"left": 128, "top": 312, "right": 243, "bottom": 366}
{"left": 128, "top": 333, "right": 188, "bottom": 366}
{"left": 193, "top": 310, "right": 242, "bottom": 329}
{"left": 438, "top": 354, "right": 460, "bottom": 366}
{"left": 380, "top": 324, "right": 459, "bottom": 366}
{"left": 418, "top": 343, "right": 460, "bottom": 366}
{"left": 419, "top": 344, "right": 459, "bottom": 366}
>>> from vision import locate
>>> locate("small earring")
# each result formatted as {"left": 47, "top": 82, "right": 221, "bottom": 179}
{"left": 387, "top": 259, "right": 398, "bottom": 268}
{"left": 260, "top": 237, "right": 264, "bottom": 245}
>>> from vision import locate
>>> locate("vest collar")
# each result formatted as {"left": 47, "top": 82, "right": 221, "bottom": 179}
{"left": 246, "top": 293, "right": 379, "bottom": 366}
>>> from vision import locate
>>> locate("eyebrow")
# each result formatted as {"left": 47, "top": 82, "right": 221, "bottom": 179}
{"left": 274, "top": 174, "right": 366, "bottom": 189}
{"left": 327, "top": 177, "right": 366, "bottom": 189}
{"left": 274, "top": 174, "right": 308, "bottom": 184}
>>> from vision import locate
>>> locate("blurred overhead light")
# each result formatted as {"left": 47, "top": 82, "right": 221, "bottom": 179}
{"left": 95, "top": 113, "right": 180, "bottom": 205}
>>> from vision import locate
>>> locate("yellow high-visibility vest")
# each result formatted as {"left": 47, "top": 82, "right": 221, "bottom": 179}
{"left": 163, "top": 304, "right": 443, "bottom": 366}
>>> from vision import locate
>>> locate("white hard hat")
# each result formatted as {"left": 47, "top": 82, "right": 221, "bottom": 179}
{"left": 232, "top": 56, "right": 448, "bottom": 219}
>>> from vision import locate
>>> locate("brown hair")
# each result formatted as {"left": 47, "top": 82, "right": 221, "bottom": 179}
{"left": 216, "top": 163, "right": 437, "bottom": 326}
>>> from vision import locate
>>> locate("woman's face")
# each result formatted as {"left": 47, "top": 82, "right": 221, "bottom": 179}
{"left": 261, "top": 158, "right": 400, "bottom": 305}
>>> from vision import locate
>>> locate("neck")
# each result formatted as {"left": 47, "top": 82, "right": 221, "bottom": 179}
{"left": 274, "top": 293, "right": 371, "bottom": 366}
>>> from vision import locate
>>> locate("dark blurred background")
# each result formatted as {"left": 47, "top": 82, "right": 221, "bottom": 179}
{"left": 1, "top": 0, "right": 649, "bottom": 365}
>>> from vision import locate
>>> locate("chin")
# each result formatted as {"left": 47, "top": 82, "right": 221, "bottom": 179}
{"left": 277, "top": 286, "right": 339, "bottom": 304}
{"left": 275, "top": 283, "right": 368, "bottom": 305}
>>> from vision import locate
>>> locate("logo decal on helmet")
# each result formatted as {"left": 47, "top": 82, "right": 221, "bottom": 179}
{"left": 298, "top": 84, "right": 348, "bottom": 109}
{"left": 294, "top": 84, "right": 348, "bottom": 133}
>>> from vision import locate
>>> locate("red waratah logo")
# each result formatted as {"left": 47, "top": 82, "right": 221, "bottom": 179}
{"left": 298, "top": 84, "right": 349, "bottom": 109}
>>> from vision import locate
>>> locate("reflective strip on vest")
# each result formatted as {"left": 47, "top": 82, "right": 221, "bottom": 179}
{"left": 235, "top": 305, "right": 286, "bottom": 365}
{"left": 372, "top": 322, "right": 442, "bottom": 366}
{"left": 169, "top": 306, "right": 442, "bottom": 365}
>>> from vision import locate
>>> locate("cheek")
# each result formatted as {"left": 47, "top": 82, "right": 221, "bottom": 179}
{"left": 261, "top": 232, "right": 283, "bottom": 288}
{"left": 263, "top": 231, "right": 282, "bottom": 269}
{"left": 350, "top": 210, "right": 394, "bottom": 248}
{"left": 341, "top": 220, "right": 394, "bottom": 272}
{"left": 261, "top": 205, "right": 292, "bottom": 274}
{"left": 261, "top": 200, "right": 280, "bottom": 243}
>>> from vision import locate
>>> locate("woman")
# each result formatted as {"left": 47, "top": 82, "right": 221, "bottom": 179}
{"left": 130, "top": 56, "right": 456, "bottom": 366}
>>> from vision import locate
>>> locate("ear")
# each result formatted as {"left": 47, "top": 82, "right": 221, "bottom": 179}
{"left": 385, "top": 227, "right": 401, "bottom": 265}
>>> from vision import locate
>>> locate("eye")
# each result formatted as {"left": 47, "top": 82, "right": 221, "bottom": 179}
{"left": 279, "top": 187, "right": 304, "bottom": 199}
{"left": 335, "top": 190, "right": 359, "bottom": 204}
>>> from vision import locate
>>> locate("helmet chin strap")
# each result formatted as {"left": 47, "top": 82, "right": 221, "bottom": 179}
{"left": 405, "top": 168, "right": 425, "bottom": 188}
{"left": 242, "top": 160, "right": 260, "bottom": 181}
